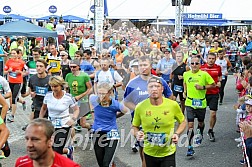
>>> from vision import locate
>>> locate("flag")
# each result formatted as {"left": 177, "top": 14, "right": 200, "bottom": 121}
{"left": 104, "top": 0, "right": 108, "bottom": 16}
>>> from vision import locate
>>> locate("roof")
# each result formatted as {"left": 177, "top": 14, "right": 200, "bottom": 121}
{"left": 0, "top": 20, "right": 57, "bottom": 37}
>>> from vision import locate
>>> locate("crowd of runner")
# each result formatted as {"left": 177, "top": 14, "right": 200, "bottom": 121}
{"left": 0, "top": 18, "right": 252, "bottom": 166}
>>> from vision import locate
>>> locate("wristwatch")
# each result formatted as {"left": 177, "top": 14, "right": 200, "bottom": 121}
{"left": 203, "top": 86, "right": 206, "bottom": 90}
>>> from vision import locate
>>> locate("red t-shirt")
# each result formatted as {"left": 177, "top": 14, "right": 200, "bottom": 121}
{"left": 4, "top": 58, "right": 25, "bottom": 83}
{"left": 200, "top": 63, "right": 222, "bottom": 94}
{"left": 15, "top": 152, "right": 81, "bottom": 167}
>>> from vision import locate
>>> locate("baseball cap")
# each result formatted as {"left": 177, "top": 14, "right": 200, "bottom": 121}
{"left": 70, "top": 59, "right": 80, "bottom": 66}
{"left": 147, "top": 76, "right": 163, "bottom": 86}
{"left": 130, "top": 59, "right": 139, "bottom": 68}
{"left": 245, "top": 99, "right": 252, "bottom": 106}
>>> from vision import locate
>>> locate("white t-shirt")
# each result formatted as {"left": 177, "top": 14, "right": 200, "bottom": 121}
{"left": 94, "top": 70, "right": 123, "bottom": 86}
{"left": 43, "top": 91, "right": 77, "bottom": 128}
{"left": 56, "top": 24, "right": 66, "bottom": 36}
{"left": 0, "top": 76, "right": 11, "bottom": 107}
{"left": 215, "top": 59, "right": 228, "bottom": 76}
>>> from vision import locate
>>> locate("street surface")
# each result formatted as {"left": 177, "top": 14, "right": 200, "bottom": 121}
{"left": 1, "top": 75, "right": 242, "bottom": 167}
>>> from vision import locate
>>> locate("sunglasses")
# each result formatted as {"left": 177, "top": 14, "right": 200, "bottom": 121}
{"left": 191, "top": 62, "right": 200, "bottom": 65}
{"left": 60, "top": 54, "right": 66, "bottom": 56}
{"left": 70, "top": 66, "right": 77, "bottom": 68}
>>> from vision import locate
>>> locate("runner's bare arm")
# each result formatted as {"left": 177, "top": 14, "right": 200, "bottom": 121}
{"left": 39, "top": 104, "right": 48, "bottom": 118}
{"left": 0, "top": 123, "right": 9, "bottom": 148}
{"left": 0, "top": 95, "right": 8, "bottom": 120}
{"left": 123, "top": 101, "right": 136, "bottom": 111}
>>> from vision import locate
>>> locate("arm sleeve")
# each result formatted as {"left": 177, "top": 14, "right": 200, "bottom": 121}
{"left": 161, "top": 78, "right": 172, "bottom": 98}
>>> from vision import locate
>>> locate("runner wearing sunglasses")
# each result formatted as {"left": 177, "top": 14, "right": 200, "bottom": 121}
{"left": 183, "top": 57, "right": 215, "bottom": 156}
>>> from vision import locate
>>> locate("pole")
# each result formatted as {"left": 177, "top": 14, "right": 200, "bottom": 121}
{"left": 175, "top": 0, "right": 183, "bottom": 37}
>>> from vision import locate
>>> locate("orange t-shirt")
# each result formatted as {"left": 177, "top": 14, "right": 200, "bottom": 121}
{"left": 150, "top": 42, "right": 161, "bottom": 49}
{"left": 115, "top": 53, "right": 124, "bottom": 68}
{"left": 4, "top": 58, "right": 25, "bottom": 83}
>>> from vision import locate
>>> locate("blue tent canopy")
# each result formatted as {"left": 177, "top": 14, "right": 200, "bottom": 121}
{"left": 0, "top": 14, "right": 31, "bottom": 22}
{"left": 36, "top": 15, "right": 60, "bottom": 22}
{"left": 0, "top": 20, "right": 57, "bottom": 37}
{"left": 62, "top": 15, "right": 90, "bottom": 23}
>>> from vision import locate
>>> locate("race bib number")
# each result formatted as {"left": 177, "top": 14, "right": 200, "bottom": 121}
{"left": 107, "top": 130, "right": 120, "bottom": 140}
{"left": 147, "top": 132, "right": 166, "bottom": 146}
{"left": 50, "top": 62, "right": 57, "bottom": 68}
{"left": 35, "top": 86, "right": 48, "bottom": 96}
{"left": 192, "top": 99, "right": 203, "bottom": 108}
{"left": 9, "top": 72, "right": 17, "bottom": 78}
{"left": 51, "top": 118, "right": 62, "bottom": 128}
{"left": 222, "top": 75, "right": 226, "bottom": 80}
{"left": 174, "top": 85, "right": 183, "bottom": 92}
{"left": 116, "top": 62, "right": 122, "bottom": 68}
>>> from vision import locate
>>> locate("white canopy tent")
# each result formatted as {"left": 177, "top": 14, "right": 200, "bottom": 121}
{"left": 0, "top": 0, "right": 251, "bottom": 21}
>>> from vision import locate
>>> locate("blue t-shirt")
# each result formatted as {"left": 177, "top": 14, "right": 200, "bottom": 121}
{"left": 80, "top": 60, "right": 95, "bottom": 75}
{"left": 124, "top": 75, "right": 172, "bottom": 114}
{"left": 90, "top": 95, "right": 123, "bottom": 132}
{"left": 0, "top": 45, "right": 4, "bottom": 61}
{"left": 157, "top": 58, "right": 176, "bottom": 81}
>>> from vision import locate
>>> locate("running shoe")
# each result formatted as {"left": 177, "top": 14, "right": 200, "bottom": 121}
{"left": 86, "top": 114, "right": 92, "bottom": 120}
{"left": 7, "top": 108, "right": 11, "bottom": 114}
{"left": 22, "top": 101, "right": 26, "bottom": 111}
{"left": 74, "top": 124, "right": 82, "bottom": 132}
{"left": 132, "top": 146, "right": 138, "bottom": 153}
{"left": 67, "top": 146, "right": 74, "bottom": 160}
{"left": 7, "top": 115, "right": 14, "bottom": 122}
{"left": 195, "top": 134, "right": 203, "bottom": 145}
{"left": 186, "top": 146, "right": 195, "bottom": 156}
{"left": 234, "top": 137, "right": 242, "bottom": 143}
{"left": 240, "top": 159, "right": 246, "bottom": 165}
{"left": 207, "top": 130, "right": 215, "bottom": 142}
{"left": 1, "top": 141, "right": 10, "bottom": 157}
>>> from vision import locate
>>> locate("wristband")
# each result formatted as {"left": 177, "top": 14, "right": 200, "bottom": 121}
{"left": 203, "top": 86, "right": 206, "bottom": 90}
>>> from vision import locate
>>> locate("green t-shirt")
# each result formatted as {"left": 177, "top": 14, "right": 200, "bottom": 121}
{"left": 65, "top": 72, "right": 90, "bottom": 102}
{"left": 133, "top": 97, "right": 185, "bottom": 158}
{"left": 69, "top": 43, "right": 78, "bottom": 59}
{"left": 10, "top": 41, "right": 18, "bottom": 51}
{"left": 183, "top": 70, "right": 215, "bottom": 109}
{"left": 26, "top": 60, "right": 37, "bottom": 76}
{"left": 0, "top": 117, "right": 3, "bottom": 125}
{"left": 46, "top": 23, "right": 54, "bottom": 31}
